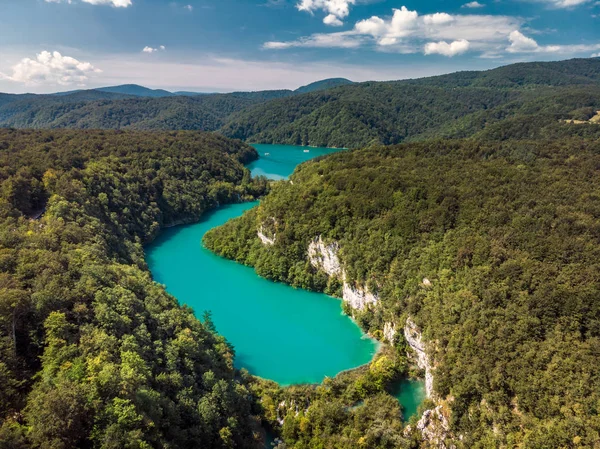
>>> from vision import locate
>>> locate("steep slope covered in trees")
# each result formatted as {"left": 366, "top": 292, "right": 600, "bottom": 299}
{"left": 205, "top": 138, "right": 600, "bottom": 447}
{"left": 220, "top": 60, "right": 600, "bottom": 148}
{"left": 0, "top": 129, "right": 267, "bottom": 449}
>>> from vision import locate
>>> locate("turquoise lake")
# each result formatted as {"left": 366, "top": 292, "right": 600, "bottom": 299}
{"left": 392, "top": 379, "right": 427, "bottom": 421}
{"left": 146, "top": 144, "right": 378, "bottom": 385}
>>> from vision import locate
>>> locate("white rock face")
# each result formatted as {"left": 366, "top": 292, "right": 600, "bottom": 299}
{"left": 342, "top": 282, "right": 378, "bottom": 311}
{"left": 417, "top": 405, "right": 453, "bottom": 449}
{"left": 306, "top": 235, "right": 378, "bottom": 311}
{"left": 383, "top": 321, "right": 397, "bottom": 343}
{"left": 307, "top": 236, "right": 342, "bottom": 277}
{"left": 257, "top": 226, "right": 275, "bottom": 246}
{"left": 404, "top": 318, "right": 433, "bottom": 398}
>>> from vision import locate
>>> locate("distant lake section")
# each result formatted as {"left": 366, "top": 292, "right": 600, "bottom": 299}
{"left": 248, "top": 143, "right": 345, "bottom": 180}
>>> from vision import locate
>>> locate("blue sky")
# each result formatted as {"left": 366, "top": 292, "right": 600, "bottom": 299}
{"left": 0, "top": 0, "right": 598, "bottom": 93}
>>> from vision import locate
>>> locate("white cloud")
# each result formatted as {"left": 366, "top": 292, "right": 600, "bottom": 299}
{"left": 424, "top": 39, "right": 471, "bottom": 56}
{"left": 507, "top": 30, "right": 600, "bottom": 54}
{"left": 462, "top": 1, "right": 485, "bottom": 7}
{"left": 593, "top": 52, "right": 600, "bottom": 57}
{"left": 0, "top": 51, "right": 100, "bottom": 86}
{"left": 45, "top": 0, "right": 132, "bottom": 7}
{"left": 323, "top": 14, "right": 344, "bottom": 26}
{"left": 506, "top": 31, "right": 540, "bottom": 52}
{"left": 296, "top": 0, "right": 356, "bottom": 25}
{"left": 185, "top": 4, "right": 193, "bottom": 11}
{"left": 423, "top": 13, "right": 454, "bottom": 25}
{"left": 265, "top": 5, "right": 600, "bottom": 58}
{"left": 142, "top": 46, "right": 166, "bottom": 53}
{"left": 527, "top": 0, "right": 592, "bottom": 8}
{"left": 264, "top": 32, "right": 363, "bottom": 49}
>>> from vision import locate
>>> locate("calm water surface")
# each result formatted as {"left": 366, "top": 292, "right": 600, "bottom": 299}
{"left": 392, "top": 379, "right": 427, "bottom": 421}
{"left": 146, "top": 144, "right": 377, "bottom": 385}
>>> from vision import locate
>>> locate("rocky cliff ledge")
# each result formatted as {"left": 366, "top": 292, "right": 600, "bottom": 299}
{"left": 307, "top": 236, "right": 341, "bottom": 277}
{"left": 404, "top": 318, "right": 433, "bottom": 398}
{"left": 414, "top": 405, "right": 453, "bottom": 449}
{"left": 257, "top": 218, "right": 277, "bottom": 246}
{"left": 307, "top": 235, "right": 378, "bottom": 311}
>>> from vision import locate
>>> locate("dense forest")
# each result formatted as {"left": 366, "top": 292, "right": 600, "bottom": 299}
{"left": 0, "top": 94, "right": 269, "bottom": 131}
{"left": 221, "top": 58, "right": 600, "bottom": 148}
{"left": 0, "top": 129, "right": 269, "bottom": 448}
{"left": 1, "top": 59, "right": 599, "bottom": 148}
{"left": 205, "top": 138, "right": 600, "bottom": 447}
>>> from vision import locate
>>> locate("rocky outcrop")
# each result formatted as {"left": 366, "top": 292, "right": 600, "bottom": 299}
{"left": 307, "top": 235, "right": 378, "bottom": 311}
{"left": 308, "top": 236, "right": 342, "bottom": 277}
{"left": 342, "top": 282, "right": 378, "bottom": 311}
{"left": 257, "top": 217, "right": 277, "bottom": 246}
{"left": 257, "top": 226, "right": 275, "bottom": 246}
{"left": 416, "top": 406, "right": 453, "bottom": 449}
{"left": 404, "top": 318, "right": 433, "bottom": 398}
{"left": 383, "top": 322, "right": 397, "bottom": 343}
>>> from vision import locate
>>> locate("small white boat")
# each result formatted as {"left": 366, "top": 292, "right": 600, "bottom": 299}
{"left": 303, "top": 149, "right": 310, "bottom": 153}
{"left": 264, "top": 152, "right": 270, "bottom": 156}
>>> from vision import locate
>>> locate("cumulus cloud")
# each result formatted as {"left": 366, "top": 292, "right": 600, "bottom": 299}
{"left": 462, "top": 1, "right": 485, "bottom": 7}
{"left": 45, "top": 0, "right": 132, "bottom": 7}
{"left": 323, "top": 14, "right": 344, "bottom": 26}
{"left": 593, "top": 52, "right": 600, "bottom": 57}
{"left": 0, "top": 51, "right": 100, "bottom": 86}
{"left": 265, "top": 5, "right": 600, "bottom": 57}
{"left": 424, "top": 39, "right": 470, "bottom": 56}
{"left": 142, "top": 45, "right": 166, "bottom": 53}
{"left": 185, "top": 4, "right": 193, "bottom": 11}
{"left": 268, "top": 7, "right": 517, "bottom": 53}
{"left": 507, "top": 30, "right": 600, "bottom": 54}
{"left": 506, "top": 30, "right": 540, "bottom": 52}
{"left": 296, "top": 0, "right": 356, "bottom": 26}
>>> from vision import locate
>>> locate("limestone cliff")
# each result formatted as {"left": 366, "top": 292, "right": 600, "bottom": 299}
{"left": 257, "top": 218, "right": 277, "bottom": 246}
{"left": 342, "top": 282, "right": 379, "bottom": 311}
{"left": 415, "top": 405, "right": 454, "bottom": 449}
{"left": 404, "top": 318, "right": 433, "bottom": 398}
{"left": 307, "top": 236, "right": 342, "bottom": 277}
{"left": 383, "top": 322, "right": 397, "bottom": 344}
{"left": 307, "top": 235, "right": 378, "bottom": 311}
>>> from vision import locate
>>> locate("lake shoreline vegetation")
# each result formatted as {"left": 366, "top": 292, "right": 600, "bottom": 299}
{"left": 0, "top": 57, "right": 599, "bottom": 448}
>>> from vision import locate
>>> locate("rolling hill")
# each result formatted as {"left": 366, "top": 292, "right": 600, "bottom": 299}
{"left": 0, "top": 59, "right": 599, "bottom": 146}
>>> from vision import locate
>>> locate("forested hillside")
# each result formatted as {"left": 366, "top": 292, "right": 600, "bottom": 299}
{"left": 0, "top": 129, "right": 268, "bottom": 448}
{"left": 205, "top": 138, "right": 600, "bottom": 447}
{"left": 0, "top": 94, "right": 266, "bottom": 130}
{"left": 1, "top": 58, "right": 599, "bottom": 147}
{"left": 221, "top": 58, "right": 600, "bottom": 148}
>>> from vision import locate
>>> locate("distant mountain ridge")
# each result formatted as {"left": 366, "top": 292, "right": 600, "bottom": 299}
{"left": 95, "top": 84, "right": 175, "bottom": 98}
{"left": 294, "top": 78, "right": 354, "bottom": 94}
{"left": 37, "top": 79, "right": 355, "bottom": 99}
{"left": 0, "top": 58, "right": 599, "bottom": 146}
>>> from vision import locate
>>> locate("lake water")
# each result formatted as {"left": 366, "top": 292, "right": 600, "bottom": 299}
{"left": 248, "top": 143, "right": 347, "bottom": 180}
{"left": 391, "top": 379, "right": 427, "bottom": 421}
{"left": 146, "top": 144, "right": 378, "bottom": 385}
